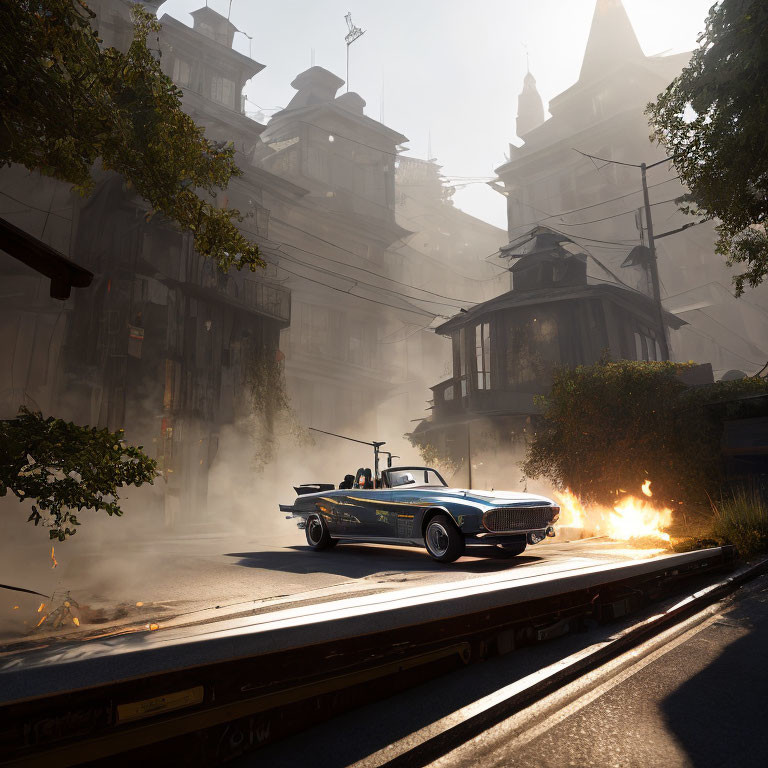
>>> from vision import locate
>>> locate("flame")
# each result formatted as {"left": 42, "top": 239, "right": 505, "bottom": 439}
{"left": 37, "top": 603, "right": 45, "bottom": 613}
{"left": 147, "top": 623, "right": 159, "bottom": 631}
{"left": 72, "top": 617, "right": 80, "bottom": 626}
{"left": 136, "top": 601, "right": 144, "bottom": 607}
{"left": 36, "top": 614, "right": 47, "bottom": 627}
{"left": 553, "top": 481, "right": 672, "bottom": 543}
{"left": 50, "top": 546, "right": 58, "bottom": 569}
{"left": 12, "top": 605, "right": 19, "bottom": 610}
{"left": 553, "top": 488, "right": 587, "bottom": 528}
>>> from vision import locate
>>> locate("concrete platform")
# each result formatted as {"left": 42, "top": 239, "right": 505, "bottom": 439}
{"left": 0, "top": 547, "right": 727, "bottom": 705}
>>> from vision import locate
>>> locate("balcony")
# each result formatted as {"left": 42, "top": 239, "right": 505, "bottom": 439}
{"left": 431, "top": 377, "right": 539, "bottom": 418}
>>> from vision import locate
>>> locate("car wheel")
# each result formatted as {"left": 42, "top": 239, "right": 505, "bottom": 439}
{"left": 305, "top": 514, "right": 334, "bottom": 550}
{"left": 424, "top": 514, "right": 464, "bottom": 563}
{"left": 497, "top": 542, "right": 527, "bottom": 557}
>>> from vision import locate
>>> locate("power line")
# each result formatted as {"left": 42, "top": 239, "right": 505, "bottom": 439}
{"left": 554, "top": 197, "right": 680, "bottom": 228}
{"left": 264, "top": 216, "right": 483, "bottom": 305}
{"left": 277, "top": 263, "right": 444, "bottom": 319}
{"left": 506, "top": 176, "right": 682, "bottom": 235}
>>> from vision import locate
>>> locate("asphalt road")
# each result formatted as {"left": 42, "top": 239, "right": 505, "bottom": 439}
{"left": 433, "top": 572, "right": 768, "bottom": 768}
{"left": 231, "top": 571, "right": 768, "bottom": 768}
{"left": 0, "top": 523, "right": 670, "bottom": 647}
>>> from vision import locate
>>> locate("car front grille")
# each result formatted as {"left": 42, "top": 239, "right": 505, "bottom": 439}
{"left": 482, "top": 505, "right": 558, "bottom": 533}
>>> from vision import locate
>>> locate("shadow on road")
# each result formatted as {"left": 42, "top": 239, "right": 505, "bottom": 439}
{"left": 660, "top": 583, "right": 768, "bottom": 767}
{"left": 225, "top": 544, "right": 542, "bottom": 578}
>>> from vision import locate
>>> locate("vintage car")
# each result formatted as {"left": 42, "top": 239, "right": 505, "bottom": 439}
{"left": 280, "top": 465, "right": 559, "bottom": 563}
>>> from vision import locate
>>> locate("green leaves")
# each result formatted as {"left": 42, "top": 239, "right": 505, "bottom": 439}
{"left": 0, "top": 1, "right": 263, "bottom": 272}
{"left": 523, "top": 360, "right": 768, "bottom": 510}
{"left": 647, "top": 0, "right": 768, "bottom": 295}
{"left": 0, "top": 408, "right": 158, "bottom": 540}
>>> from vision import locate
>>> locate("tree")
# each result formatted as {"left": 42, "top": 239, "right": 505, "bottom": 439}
{"left": 523, "top": 360, "right": 768, "bottom": 510}
{"left": 647, "top": 0, "right": 768, "bottom": 296}
{"left": 0, "top": 409, "right": 157, "bottom": 540}
{"left": 0, "top": 0, "right": 263, "bottom": 273}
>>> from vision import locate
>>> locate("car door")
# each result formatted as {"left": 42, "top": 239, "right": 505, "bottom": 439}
{"left": 344, "top": 488, "right": 397, "bottom": 539}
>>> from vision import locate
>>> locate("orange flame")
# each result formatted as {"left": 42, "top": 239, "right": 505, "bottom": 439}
{"left": 50, "top": 546, "right": 58, "bottom": 569}
{"left": 72, "top": 617, "right": 80, "bottom": 626}
{"left": 554, "top": 482, "right": 672, "bottom": 543}
{"left": 36, "top": 614, "right": 47, "bottom": 627}
{"left": 147, "top": 623, "right": 159, "bottom": 631}
{"left": 553, "top": 488, "right": 587, "bottom": 529}
{"left": 37, "top": 603, "right": 45, "bottom": 613}
{"left": 136, "top": 601, "right": 144, "bottom": 607}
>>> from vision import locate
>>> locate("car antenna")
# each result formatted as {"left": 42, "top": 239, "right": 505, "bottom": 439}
{"left": 309, "top": 427, "right": 386, "bottom": 482}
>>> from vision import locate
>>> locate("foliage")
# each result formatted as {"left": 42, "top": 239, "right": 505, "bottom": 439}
{"left": 408, "top": 439, "right": 461, "bottom": 478}
{"left": 711, "top": 484, "right": 768, "bottom": 557}
{"left": 523, "top": 360, "right": 768, "bottom": 510}
{"left": 647, "top": 0, "right": 768, "bottom": 295}
{"left": 0, "top": 1, "right": 263, "bottom": 272}
{"left": 0, "top": 408, "right": 157, "bottom": 540}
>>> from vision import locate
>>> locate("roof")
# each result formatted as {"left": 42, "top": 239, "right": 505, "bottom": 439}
{"left": 435, "top": 282, "right": 686, "bottom": 335}
{"left": 0, "top": 217, "right": 93, "bottom": 300}
{"left": 580, "top": 0, "right": 644, "bottom": 83}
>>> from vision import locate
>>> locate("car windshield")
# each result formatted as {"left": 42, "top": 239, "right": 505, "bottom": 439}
{"left": 387, "top": 468, "right": 447, "bottom": 488}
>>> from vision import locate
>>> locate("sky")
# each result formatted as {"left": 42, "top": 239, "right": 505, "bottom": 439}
{"left": 156, "top": 0, "right": 716, "bottom": 229}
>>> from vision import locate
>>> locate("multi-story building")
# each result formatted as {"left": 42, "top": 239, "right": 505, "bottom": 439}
{"left": 496, "top": 0, "right": 768, "bottom": 377}
{"left": 0, "top": 1, "right": 292, "bottom": 526}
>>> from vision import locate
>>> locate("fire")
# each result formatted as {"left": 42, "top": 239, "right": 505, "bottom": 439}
{"left": 553, "top": 481, "right": 672, "bottom": 543}
{"left": 147, "top": 623, "right": 159, "bottom": 631}
{"left": 37, "top": 603, "right": 45, "bottom": 613}
{"left": 552, "top": 488, "right": 587, "bottom": 528}
{"left": 136, "top": 602, "right": 144, "bottom": 607}
{"left": 50, "top": 546, "right": 58, "bottom": 569}
{"left": 36, "top": 614, "right": 47, "bottom": 627}
{"left": 72, "top": 617, "right": 80, "bottom": 627}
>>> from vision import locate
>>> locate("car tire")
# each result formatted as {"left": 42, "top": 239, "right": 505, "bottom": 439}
{"left": 497, "top": 542, "right": 527, "bottom": 557}
{"left": 305, "top": 514, "right": 334, "bottom": 551}
{"left": 424, "top": 514, "right": 464, "bottom": 563}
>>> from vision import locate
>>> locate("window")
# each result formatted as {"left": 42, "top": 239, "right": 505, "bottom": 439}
{"left": 506, "top": 310, "right": 560, "bottom": 388}
{"left": 475, "top": 322, "right": 491, "bottom": 390}
{"left": 172, "top": 58, "right": 191, "bottom": 86}
{"left": 634, "top": 324, "right": 662, "bottom": 361}
{"left": 211, "top": 75, "right": 235, "bottom": 108}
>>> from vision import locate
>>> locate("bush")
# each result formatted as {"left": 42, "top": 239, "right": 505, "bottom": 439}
{"left": 523, "top": 359, "right": 768, "bottom": 511}
{"left": 711, "top": 485, "right": 768, "bottom": 558}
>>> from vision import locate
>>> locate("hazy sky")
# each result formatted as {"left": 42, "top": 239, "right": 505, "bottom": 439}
{"left": 157, "top": 0, "right": 715, "bottom": 229}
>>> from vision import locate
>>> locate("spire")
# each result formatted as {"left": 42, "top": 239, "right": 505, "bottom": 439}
{"left": 516, "top": 69, "right": 545, "bottom": 140}
{"left": 580, "top": 0, "right": 644, "bottom": 82}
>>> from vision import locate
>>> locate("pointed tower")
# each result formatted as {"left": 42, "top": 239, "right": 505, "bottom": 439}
{"left": 580, "top": 0, "right": 645, "bottom": 82}
{"left": 516, "top": 69, "right": 545, "bottom": 140}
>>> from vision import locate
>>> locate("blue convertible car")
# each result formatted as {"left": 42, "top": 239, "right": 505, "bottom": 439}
{"left": 280, "top": 465, "right": 560, "bottom": 563}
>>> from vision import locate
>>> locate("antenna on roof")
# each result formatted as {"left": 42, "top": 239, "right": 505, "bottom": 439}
{"left": 344, "top": 12, "right": 365, "bottom": 93}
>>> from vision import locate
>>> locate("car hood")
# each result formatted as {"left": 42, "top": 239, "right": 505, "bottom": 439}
{"left": 420, "top": 488, "right": 555, "bottom": 506}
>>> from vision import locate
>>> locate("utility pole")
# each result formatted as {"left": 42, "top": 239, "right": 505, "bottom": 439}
{"left": 640, "top": 162, "right": 670, "bottom": 361}
{"left": 344, "top": 12, "right": 365, "bottom": 92}
{"left": 573, "top": 149, "right": 673, "bottom": 361}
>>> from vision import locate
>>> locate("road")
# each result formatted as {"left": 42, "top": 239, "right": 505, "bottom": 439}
{"left": 231, "top": 570, "right": 768, "bottom": 768}
{"left": 0, "top": 525, "right": 670, "bottom": 648}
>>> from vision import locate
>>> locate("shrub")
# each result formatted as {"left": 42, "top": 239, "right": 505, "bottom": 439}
{"left": 711, "top": 485, "right": 768, "bottom": 558}
{"left": 523, "top": 359, "right": 768, "bottom": 511}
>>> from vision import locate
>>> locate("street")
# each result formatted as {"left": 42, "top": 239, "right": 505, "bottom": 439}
{"left": 0, "top": 522, "right": 669, "bottom": 648}
{"left": 232, "top": 569, "right": 768, "bottom": 768}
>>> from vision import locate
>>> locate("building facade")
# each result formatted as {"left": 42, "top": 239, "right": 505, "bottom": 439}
{"left": 495, "top": 0, "right": 768, "bottom": 377}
